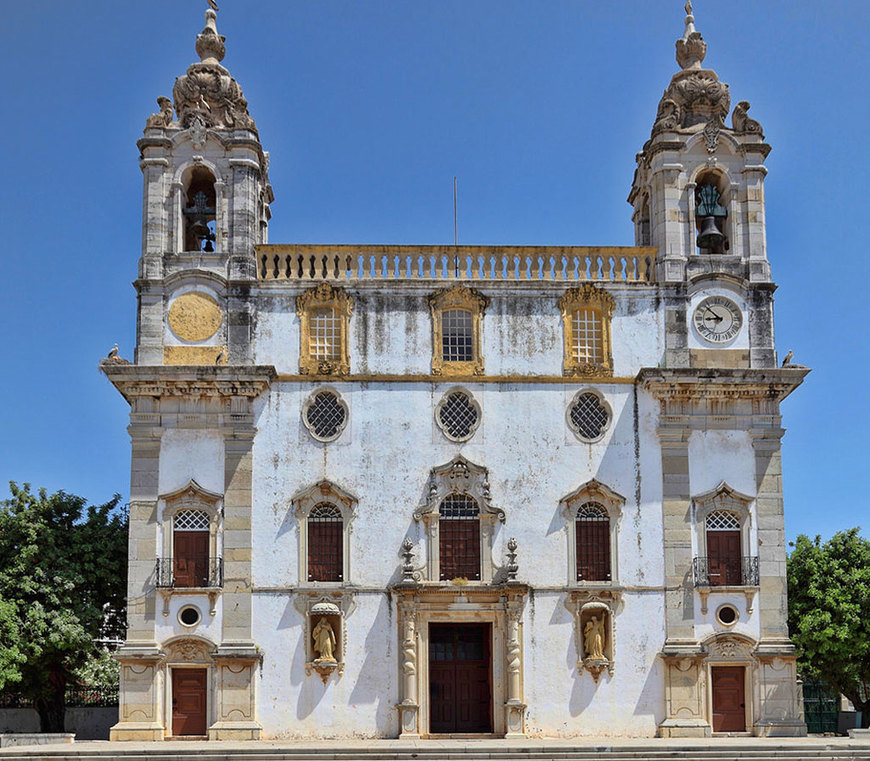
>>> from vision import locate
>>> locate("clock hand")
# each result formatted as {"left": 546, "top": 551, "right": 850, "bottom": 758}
{"left": 704, "top": 311, "right": 724, "bottom": 323}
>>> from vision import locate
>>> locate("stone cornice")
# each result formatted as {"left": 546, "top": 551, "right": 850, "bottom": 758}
{"left": 637, "top": 366, "right": 809, "bottom": 404}
{"left": 101, "top": 363, "right": 276, "bottom": 405}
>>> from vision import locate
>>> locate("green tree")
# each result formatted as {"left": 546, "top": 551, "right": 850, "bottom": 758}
{"left": 0, "top": 483, "right": 127, "bottom": 732}
{"left": 788, "top": 528, "right": 870, "bottom": 728}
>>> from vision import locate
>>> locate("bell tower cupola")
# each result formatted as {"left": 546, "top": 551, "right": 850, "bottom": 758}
{"left": 628, "top": 2, "right": 771, "bottom": 286}
{"left": 134, "top": 5, "right": 273, "bottom": 365}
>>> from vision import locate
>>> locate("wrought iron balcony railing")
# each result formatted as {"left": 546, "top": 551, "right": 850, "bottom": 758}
{"left": 692, "top": 556, "right": 759, "bottom": 587}
{"left": 155, "top": 557, "right": 223, "bottom": 589}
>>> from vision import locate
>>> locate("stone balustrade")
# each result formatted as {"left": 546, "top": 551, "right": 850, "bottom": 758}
{"left": 256, "top": 245, "right": 657, "bottom": 284}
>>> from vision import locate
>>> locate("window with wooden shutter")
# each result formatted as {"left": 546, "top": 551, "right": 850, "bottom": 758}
{"left": 575, "top": 502, "right": 611, "bottom": 582}
{"left": 705, "top": 510, "right": 741, "bottom": 586}
{"left": 439, "top": 495, "right": 481, "bottom": 581}
{"left": 173, "top": 509, "right": 210, "bottom": 588}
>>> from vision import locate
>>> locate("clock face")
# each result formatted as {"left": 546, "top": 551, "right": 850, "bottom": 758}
{"left": 693, "top": 296, "right": 743, "bottom": 344}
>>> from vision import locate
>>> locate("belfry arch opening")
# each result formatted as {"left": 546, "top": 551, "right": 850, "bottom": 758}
{"left": 694, "top": 171, "right": 729, "bottom": 254}
{"left": 183, "top": 166, "right": 217, "bottom": 253}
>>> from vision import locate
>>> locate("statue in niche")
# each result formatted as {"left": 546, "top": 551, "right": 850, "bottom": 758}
{"left": 312, "top": 617, "right": 337, "bottom": 662}
{"left": 584, "top": 615, "right": 606, "bottom": 661}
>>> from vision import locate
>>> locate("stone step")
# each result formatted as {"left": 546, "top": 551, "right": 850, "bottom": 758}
{"left": 4, "top": 742, "right": 870, "bottom": 761}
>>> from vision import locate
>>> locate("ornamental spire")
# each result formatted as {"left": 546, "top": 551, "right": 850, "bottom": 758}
{"left": 675, "top": 0, "right": 707, "bottom": 70}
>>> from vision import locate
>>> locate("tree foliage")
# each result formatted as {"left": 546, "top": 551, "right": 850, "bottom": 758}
{"left": 0, "top": 483, "right": 127, "bottom": 732}
{"left": 788, "top": 528, "right": 870, "bottom": 728}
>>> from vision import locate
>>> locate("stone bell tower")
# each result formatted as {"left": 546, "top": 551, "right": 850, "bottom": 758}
{"left": 628, "top": 2, "right": 776, "bottom": 369}
{"left": 135, "top": 6, "right": 273, "bottom": 366}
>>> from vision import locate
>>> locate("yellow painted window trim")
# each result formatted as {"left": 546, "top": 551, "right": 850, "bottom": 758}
{"left": 427, "top": 285, "right": 489, "bottom": 377}
{"left": 559, "top": 285, "right": 615, "bottom": 378}
{"left": 296, "top": 282, "right": 354, "bottom": 376}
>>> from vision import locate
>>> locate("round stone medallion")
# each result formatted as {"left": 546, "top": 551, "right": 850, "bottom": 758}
{"left": 168, "top": 292, "right": 222, "bottom": 342}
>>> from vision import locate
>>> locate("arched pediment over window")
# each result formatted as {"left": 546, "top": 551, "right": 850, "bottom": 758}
{"left": 414, "top": 456, "right": 504, "bottom": 523}
{"left": 160, "top": 479, "right": 222, "bottom": 507}
{"left": 692, "top": 481, "right": 754, "bottom": 512}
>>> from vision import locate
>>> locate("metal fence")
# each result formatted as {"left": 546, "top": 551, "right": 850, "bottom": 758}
{"left": 803, "top": 680, "right": 839, "bottom": 734}
{"left": 0, "top": 685, "right": 119, "bottom": 709}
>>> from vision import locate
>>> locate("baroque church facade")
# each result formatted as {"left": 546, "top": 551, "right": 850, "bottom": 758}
{"left": 104, "top": 3, "right": 809, "bottom": 741}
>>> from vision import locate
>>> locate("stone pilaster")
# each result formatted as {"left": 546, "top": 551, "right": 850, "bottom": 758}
{"left": 657, "top": 425, "right": 709, "bottom": 737}
{"left": 210, "top": 427, "right": 262, "bottom": 740}
{"left": 396, "top": 598, "right": 420, "bottom": 738}
{"left": 503, "top": 594, "right": 526, "bottom": 738}
{"left": 111, "top": 426, "right": 164, "bottom": 742}
{"left": 750, "top": 424, "right": 806, "bottom": 736}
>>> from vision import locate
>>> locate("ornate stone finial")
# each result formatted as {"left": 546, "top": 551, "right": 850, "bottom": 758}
{"left": 506, "top": 537, "right": 519, "bottom": 582}
{"left": 171, "top": 7, "right": 255, "bottom": 131}
{"left": 401, "top": 538, "right": 416, "bottom": 582}
{"left": 196, "top": 9, "right": 226, "bottom": 65}
{"left": 675, "top": 0, "right": 707, "bottom": 70}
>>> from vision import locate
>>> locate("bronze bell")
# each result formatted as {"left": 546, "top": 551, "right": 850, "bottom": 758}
{"left": 697, "top": 215, "right": 726, "bottom": 251}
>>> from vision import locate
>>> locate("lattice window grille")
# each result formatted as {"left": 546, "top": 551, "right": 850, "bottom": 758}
{"left": 441, "top": 309, "right": 474, "bottom": 362}
{"left": 439, "top": 494, "right": 480, "bottom": 518}
{"left": 309, "top": 307, "right": 341, "bottom": 362}
{"left": 305, "top": 390, "right": 347, "bottom": 441}
{"left": 706, "top": 510, "right": 740, "bottom": 531}
{"left": 576, "top": 502, "right": 608, "bottom": 520}
{"left": 310, "top": 503, "right": 342, "bottom": 522}
{"left": 569, "top": 392, "right": 610, "bottom": 441}
{"left": 572, "top": 308, "right": 603, "bottom": 365}
{"left": 174, "top": 509, "right": 210, "bottom": 531}
{"left": 438, "top": 391, "right": 479, "bottom": 441}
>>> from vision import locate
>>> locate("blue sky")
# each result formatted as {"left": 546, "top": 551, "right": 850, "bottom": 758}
{"left": 0, "top": 1, "right": 867, "bottom": 543}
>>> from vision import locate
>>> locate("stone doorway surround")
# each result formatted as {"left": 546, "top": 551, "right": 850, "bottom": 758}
{"left": 392, "top": 583, "right": 528, "bottom": 739}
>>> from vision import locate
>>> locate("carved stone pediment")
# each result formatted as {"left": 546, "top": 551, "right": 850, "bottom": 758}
{"left": 414, "top": 456, "right": 504, "bottom": 523}
{"left": 164, "top": 637, "right": 214, "bottom": 664}
{"left": 705, "top": 633, "right": 755, "bottom": 662}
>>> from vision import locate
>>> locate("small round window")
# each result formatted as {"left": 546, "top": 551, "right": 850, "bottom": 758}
{"left": 567, "top": 390, "right": 611, "bottom": 442}
{"left": 178, "top": 606, "right": 202, "bottom": 628}
{"left": 303, "top": 388, "right": 348, "bottom": 442}
{"left": 436, "top": 389, "right": 481, "bottom": 442}
{"left": 716, "top": 604, "right": 739, "bottom": 627}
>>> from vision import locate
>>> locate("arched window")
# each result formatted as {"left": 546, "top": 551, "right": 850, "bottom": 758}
{"left": 173, "top": 509, "right": 211, "bottom": 588}
{"left": 292, "top": 480, "right": 356, "bottom": 586}
{"left": 438, "top": 494, "right": 481, "bottom": 581}
{"left": 183, "top": 166, "right": 217, "bottom": 253}
{"left": 559, "top": 286, "right": 615, "bottom": 377}
{"left": 575, "top": 503, "right": 611, "bottom": 582}
{"left": 694, "top": 172, "right": 729, "bottom": 254}
{"left": 307, "top": 503, "right": 344, "bottom": 582}
{"left": 705, "top": 510, "right": 741, "bottom": 586}
{"left": 560, "top": 479, "right": 624, "bottom": 587}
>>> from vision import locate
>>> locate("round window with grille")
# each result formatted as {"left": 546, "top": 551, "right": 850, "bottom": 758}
{"left": 303, "top": 388, "right": 349, "bottom": 442}
{"left": 435, "top": 389, "right": 481, "bottom": 442}
{"left": 567, "top": 390, "right": 611, "bottom": 442}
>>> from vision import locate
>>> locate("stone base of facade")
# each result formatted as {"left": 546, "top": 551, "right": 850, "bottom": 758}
{"left": 109, "top": 722, "right": 165, "bottom": 742}
{"left": 657, "top": 719, "right": 711, "bottom": 738}
{"left": 753, "top": 720, "right": 808, "bottom": 737}
{"left": 208, "top": 721, "right": 262, "bottom": 741}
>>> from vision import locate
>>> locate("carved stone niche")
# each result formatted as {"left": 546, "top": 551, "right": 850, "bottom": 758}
{"left": 566, "top": 590, "right": 622, "bottom": 683}
{"left": 294, "top": 592, "right": 355, "bottom": 684}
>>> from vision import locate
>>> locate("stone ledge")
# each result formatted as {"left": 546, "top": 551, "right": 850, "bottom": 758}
{"left": 0, "top": 733, "right": 74, "bottom": 747}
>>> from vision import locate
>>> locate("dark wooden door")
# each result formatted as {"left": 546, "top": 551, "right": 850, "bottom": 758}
{"left": 171, "top": 668, "right": 207, "bottom": 736}
{"left": 174, "top": 531, "right": 209, "bottom": 587}
{"left": 429, "top": 623, "right": 491, "bottom": 733}
{"left": 707, "top": 530, "right": 741, "bottom": 586}
{"left": 712, "top": 666, "right": 746, "bottom": 732}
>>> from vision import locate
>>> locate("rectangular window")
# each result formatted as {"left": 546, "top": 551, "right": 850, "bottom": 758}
{"left": 441, "top": 309, "right": 474, "bottom": 362}
{"left": 439, "top": 519, "right": 481, "bottom": 581}
{"left": 572, "top": 308, "right": 603, "bottom": 365}
{"left": 309, "top": 307, "right": 342, "bottom": 362}
{"left": 576, "top": 519, "right": 610, "bottom": 581}
{"left": 308, "top": 519, "right": 343, "bottom": 582}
